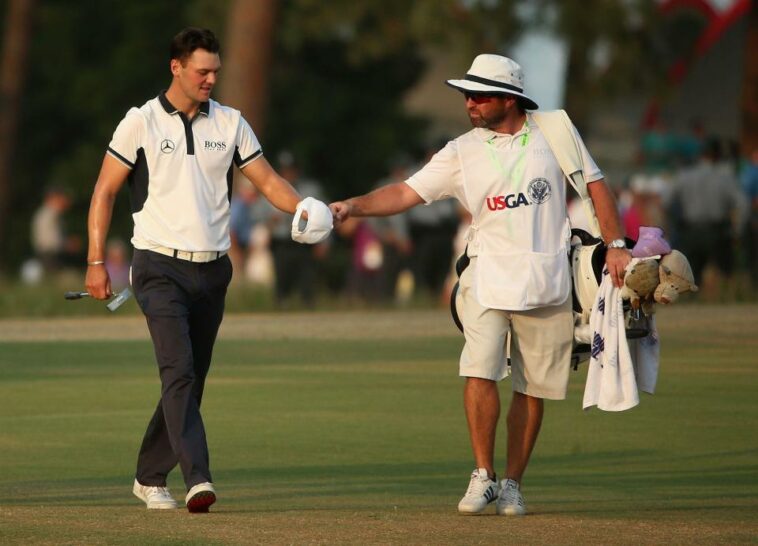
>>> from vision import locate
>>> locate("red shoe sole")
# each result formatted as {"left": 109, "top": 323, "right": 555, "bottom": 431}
{"left": 187, "top": 491, "right": 216, "bottom": 513}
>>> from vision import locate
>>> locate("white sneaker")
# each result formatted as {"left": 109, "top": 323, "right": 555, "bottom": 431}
{"left": 185, "top": 482, "right": 216, "bottom": 513}
{"left": 132, "top": 479, "right": 177, "bottom": 509}
{"left": 496, "top": 478, "right": 526, "bottom": 516}
{"left": 457, "top": 468, "right": 499, "bottom": 514}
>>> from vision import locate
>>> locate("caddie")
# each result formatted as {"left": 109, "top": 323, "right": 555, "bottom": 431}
{"left": 329, "top": 54, "right": 631, "bottom": 515}
{"left": 84, "top": 27, "right": 330, "bottom": 512}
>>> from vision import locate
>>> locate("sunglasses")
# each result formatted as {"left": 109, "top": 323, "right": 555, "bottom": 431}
{"left": 463, "top": 92, "right": 503, "bottom": 103}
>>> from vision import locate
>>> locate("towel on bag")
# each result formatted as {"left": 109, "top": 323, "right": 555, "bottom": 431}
{"left": 582, "top": 265, "right": 660, "bottom": 411}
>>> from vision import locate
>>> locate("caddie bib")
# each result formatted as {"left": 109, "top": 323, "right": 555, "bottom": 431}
{"left": 460, "top": 120, "right": 571, "bottom": 310}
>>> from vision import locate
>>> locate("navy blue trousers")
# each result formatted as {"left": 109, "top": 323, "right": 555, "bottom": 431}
{"left": 131, "top": 249, "right": 232, "bottom": 490}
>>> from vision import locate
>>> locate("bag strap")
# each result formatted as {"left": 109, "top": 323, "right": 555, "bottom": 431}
{"left": 531, "top": 110, "right": 601, "bottom": 237}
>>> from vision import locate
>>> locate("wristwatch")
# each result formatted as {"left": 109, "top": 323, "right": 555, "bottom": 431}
{"left": 607, "top": 238, "right": 627, "bottom": 249}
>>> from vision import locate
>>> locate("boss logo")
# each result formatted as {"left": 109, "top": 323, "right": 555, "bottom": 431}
{"left": 204, "top": 140, "right": 227, "bottom": 151}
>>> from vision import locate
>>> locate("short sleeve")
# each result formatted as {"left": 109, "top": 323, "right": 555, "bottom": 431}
{"left": 107, "top": 109, "right": 144, "bottom": 169}
{"left": 234, "top": 116, "right": 263, "bottom": 168}
{"left": 572, "top": 124, "right": 604, "bottom": 183}
{"left": 405, "top": 141, "right": 462, "bottom": 204}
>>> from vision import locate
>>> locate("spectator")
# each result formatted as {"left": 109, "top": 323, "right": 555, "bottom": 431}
{"left": 266, "top": 151, "right": 329, "bottom": 307}
{"left": 105, "top": 238, "right": 130, "bottom": 290}
{"left": 741, "top": 147, "right": 758, "bottom": 288}
{"left": 31, "top": 185, "right": 81, "bottom": 273}
{"left": 229, "top": 182, "right": 260, "bottom": 281}
{"left": 405, "top": 147, "right": 459, "bottom": 299}
{"left": 669, "top": 137, "right": 747, "bottom": 288}
{"left": 639, "top": 117, "right": 676, "bottom": 174}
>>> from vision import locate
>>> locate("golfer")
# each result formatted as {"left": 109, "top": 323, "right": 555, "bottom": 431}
{"left": 85, "top": 27, "right": 316, "bottom": 512}
{"left": 330, "top": 54, "right": 631, "bottom": 515}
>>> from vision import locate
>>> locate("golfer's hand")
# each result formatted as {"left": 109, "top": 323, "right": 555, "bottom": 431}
{"left": 606, "top": 248, "right": 632, "bottom": 288}
{"left": 85, "top": 264, "right": 112, "bottom": 300}
{"left": 329, "top": 201, "right": 352, "bottom": 227}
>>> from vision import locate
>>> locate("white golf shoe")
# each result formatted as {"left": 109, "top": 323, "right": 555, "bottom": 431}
{"left": 496, "top": 478, "right": 526, "bottom": 516}
{"left": 185, "top": 482, "right": 216, "bottom": 513}
{"left": 457, "top": 468, "right": 499, "bottom": 514}
{"left": 132, "top": 479, "right": 177, "bottom": 509}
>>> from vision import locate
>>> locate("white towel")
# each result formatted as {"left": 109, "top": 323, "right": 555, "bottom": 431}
{"left": 582, "top": 266, "right": 660, "bottom": 411}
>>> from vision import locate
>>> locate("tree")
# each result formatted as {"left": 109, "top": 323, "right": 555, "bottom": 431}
{"left": 217, "top": 0, "right": 278, "bottom": 134}
{"left": 0, "top": 0, "right": 35, "bottom": 272}
{"left": 741, "top": 1, "right": 758, "bottom": 155}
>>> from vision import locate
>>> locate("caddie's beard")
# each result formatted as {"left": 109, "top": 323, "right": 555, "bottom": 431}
{"left": 468, "top": 108, "right": 507, "bottom": 129}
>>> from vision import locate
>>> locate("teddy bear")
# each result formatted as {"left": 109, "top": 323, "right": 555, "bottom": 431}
{"left": 620, "top": 258, "right": 660, "bottom": 315}
{"left": 654, "top": 249, "right": 699, "bottom": 304}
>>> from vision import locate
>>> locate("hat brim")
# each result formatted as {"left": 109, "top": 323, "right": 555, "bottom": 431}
{"left": 445, "top": 79, "right": 539, "bottom": 110}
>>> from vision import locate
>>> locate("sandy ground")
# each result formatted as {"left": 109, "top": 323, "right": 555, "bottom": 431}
{"left": 0, "top": 309, "right": 459, "bottom": 342}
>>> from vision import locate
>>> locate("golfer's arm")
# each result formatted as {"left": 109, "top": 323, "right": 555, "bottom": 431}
{"left": 240, "top": 157, "right": 301, "bottom": 214}
{"left": 587, "top": 179, "right": 624, "bottom": 243}
{"left": 347, "top": 182, "right": 424, "bottom": 217}
{"left": 87, "top": 154, "right": 130, "bottom": 263}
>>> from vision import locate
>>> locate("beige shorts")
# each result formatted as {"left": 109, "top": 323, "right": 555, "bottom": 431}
{"left": 458, "top": 258, "right": 574, "bottom": 400}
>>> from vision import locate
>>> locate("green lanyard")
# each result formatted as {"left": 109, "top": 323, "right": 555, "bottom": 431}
{"left": 484, "top": 128, "right": 530, "bottom": 184}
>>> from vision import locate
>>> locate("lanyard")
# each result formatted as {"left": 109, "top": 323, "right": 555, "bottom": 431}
{"left": 484, "top": 129, "right": 530, "bottom": 184}
{"left": 481, "top": 130, "right": 530, "bottom": 237}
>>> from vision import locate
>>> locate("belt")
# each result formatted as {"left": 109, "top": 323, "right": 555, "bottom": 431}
{"left": 151, "top": 246, "right": 228, "bottom": 263}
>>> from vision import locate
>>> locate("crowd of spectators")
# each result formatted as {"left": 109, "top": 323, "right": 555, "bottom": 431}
{"left": 22, "top": 123, "right": 758, "bottom": 305}
{"left": 598, "top": 117, "right": 754, "bottom": 298}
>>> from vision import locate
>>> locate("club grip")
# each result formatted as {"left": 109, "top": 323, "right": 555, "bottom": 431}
{"left": 64, "top": 291, "right": 88, "bottom": 300}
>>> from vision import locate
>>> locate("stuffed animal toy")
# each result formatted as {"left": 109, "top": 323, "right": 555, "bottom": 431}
{"left": 631, "top": 226, "right": 672, "bottom": 258}
{"left": 620, "top": 258, "right": 659, "bottom": 312}
{"left": 654, "top": 249, "right": 699, "bottom": 304}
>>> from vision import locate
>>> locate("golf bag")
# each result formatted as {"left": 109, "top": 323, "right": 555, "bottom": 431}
{"left": 449, "top": 229, "right": 648, "bottom": 369}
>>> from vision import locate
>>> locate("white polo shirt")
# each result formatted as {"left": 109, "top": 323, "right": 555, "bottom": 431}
{"left": 407, "top": 115, "right": 603, "bottom": 310}
{"left": 406, "top": 115, "right": 602, "bottom": 212}
{"left": 107, "top": 93, "right": 262, "bottom": 252}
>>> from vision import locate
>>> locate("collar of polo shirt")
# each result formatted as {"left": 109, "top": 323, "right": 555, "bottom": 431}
{"left": 158, "top": 91, "right": 210, "bottom": 117}
{"left": 477, "top": 117, "right": 531, "bottom": 141}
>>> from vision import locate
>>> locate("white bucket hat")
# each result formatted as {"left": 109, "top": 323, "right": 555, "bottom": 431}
{"left": 446, "top": 54, "right": 539, "bottom": 110}
{"left": 291, "top": 197, "right": 333, "bottom": 244}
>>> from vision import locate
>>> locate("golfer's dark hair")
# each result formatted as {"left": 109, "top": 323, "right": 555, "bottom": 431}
{"left": 170, "top": 27, "right": 220, "bottom": 64}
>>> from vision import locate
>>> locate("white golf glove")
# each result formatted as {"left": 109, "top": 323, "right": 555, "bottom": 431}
{"left": 291, "top": 197, "right": 333, "bottom": 244}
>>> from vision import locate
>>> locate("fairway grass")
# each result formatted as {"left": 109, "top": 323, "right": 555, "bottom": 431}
{"left": 0, "top": 305, "right": 756, "bottom": 544}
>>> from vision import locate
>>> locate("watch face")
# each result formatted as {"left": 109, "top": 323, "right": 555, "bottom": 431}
{"left": 609, "top": 239, "right": 626, "bottom": 249}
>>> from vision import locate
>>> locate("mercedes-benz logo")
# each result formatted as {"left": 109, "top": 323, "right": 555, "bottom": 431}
{"left": 160, "top": 139, "right": 175, "bottom": 154}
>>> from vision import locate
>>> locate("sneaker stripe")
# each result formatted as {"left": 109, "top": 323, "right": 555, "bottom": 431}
{"left": 484, "top": 487, "right": 498, "bottom": 503}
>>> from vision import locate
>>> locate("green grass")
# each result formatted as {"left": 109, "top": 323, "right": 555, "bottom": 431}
{"left": 0, "top": 308, "right": 757, "bottom": 544}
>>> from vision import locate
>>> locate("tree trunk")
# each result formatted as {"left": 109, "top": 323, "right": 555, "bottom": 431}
{"left": 0, "top": 0, "right": 35, "bottom": 272}
{"left": 217, "top": 0, "right": 277, "bottom": 136}
{"left": 741, "top": 2, "right": 758, "bottom": 155}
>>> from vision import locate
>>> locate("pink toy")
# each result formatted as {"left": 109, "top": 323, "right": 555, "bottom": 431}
{"left": 631, "top": 226, "right": 671, "bottom": 258}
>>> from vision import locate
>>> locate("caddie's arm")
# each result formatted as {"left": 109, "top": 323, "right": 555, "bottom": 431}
{"left": 587, "top": 178, "right": 631, "bottom": 288}
{"left": 241, "top": 156, "right": 302, "bottom": 214}
{"left": 329, "top": 182, "right": 424, "bottom": 226}
{"left": 86, "top": 154, "right": 130, "bottom": 300}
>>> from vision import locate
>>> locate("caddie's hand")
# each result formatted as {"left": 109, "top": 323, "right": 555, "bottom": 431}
{"left": 606, "top": 248, "right": 632, "bottom": 288}
{"left": 329, "top": 201, "right": 352, "bottom": 227}
{"left": 85, "top": 264, "right": 112, "bottom": 300}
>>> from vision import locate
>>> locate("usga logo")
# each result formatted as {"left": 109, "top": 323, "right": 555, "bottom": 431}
{"left": 486, "top": 193, "right": 529, "bottom": 210}
{"left": 204, "top": 140, "right": 227, "bottom": 151}
{"left": 486, "top": 178, "right": 552, "bottom": 211}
